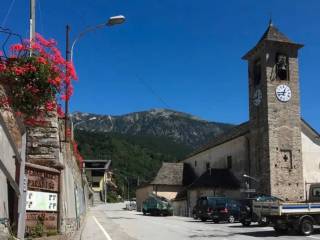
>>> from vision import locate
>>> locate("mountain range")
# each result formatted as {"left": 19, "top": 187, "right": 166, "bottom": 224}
{"left": 73, "top": 109, "right": 233, "bottom": 198}
{"left": 72, "top": 108, "right": 233, "bottom": 149}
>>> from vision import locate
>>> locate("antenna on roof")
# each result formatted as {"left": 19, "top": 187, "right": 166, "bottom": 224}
{"left": 268, "top": 12, "right": 273, "bottom": 27}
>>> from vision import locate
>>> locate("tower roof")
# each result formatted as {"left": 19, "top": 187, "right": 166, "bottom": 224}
{"left": 257, "top": 23, "right": 293, "bottom": 44}
{"left": 242, "top": 23, "right": 303, "bottom": 60}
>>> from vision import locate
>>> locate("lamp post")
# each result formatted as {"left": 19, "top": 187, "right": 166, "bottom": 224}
{"left": 64, "top": 15, "right": 126, "bottom": 141}
{"left": 243, "top": 174, "right": 259, "bottom": 198}
{"left": 243, "top": 174, "right": 259, "bottom": 183}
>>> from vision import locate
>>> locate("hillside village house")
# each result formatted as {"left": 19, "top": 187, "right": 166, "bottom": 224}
{"left": 136, "top": 162, "right": 195, "bottom": 211}
{"left": 146, "top": 23, "right": 320, "bottom": 217}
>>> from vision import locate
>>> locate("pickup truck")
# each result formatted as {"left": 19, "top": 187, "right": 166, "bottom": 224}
{"left": 252, "top": 183, "right": 320, "bottom": 236}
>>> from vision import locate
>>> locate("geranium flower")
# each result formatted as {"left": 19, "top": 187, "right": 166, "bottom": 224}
{"left": 10, "top": 44, "right": 24, "bottom": 52}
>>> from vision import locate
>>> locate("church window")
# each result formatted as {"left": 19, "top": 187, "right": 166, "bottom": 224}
{"left": 194, "top": 160, "right": 197, "bottom": 167}
{"left": 227, "top": 156, "right": 232, "bottom": 169}
{"left": 276, "top": 53, "right": 288, "bottom": 80}
{"left": 280, "top": 150, "right": 293, "bottom": 169}
{"left": 253, "top": 59, "right": 261, "bottom": 86}
{"left": 206, "top": 162, "right": 210, "bottom": 170}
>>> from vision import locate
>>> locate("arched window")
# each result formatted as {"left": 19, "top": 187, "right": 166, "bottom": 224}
{"left": 276, "top": 53, "right": 288, "bottom": 80}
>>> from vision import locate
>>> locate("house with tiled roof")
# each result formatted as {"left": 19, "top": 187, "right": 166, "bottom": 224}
{"left": 135, "top": 162, "right": 196, "bottom": 212}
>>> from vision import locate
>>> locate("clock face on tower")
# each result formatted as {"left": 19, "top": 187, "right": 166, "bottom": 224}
{"left": 253, "top": 89, "right": 262, "bottom": 106}
{"left": 275, "top": 84, "right": 292, "bottom": 102}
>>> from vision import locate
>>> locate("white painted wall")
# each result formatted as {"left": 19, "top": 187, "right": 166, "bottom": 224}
{"left": 301, "top": 132, "right": 320, "bottom": 187}
{"left": 183, "top": 136, "right": 248, "bottom": 179}
{"left": 0, "top": 124, "right": 16, "bottom": 219}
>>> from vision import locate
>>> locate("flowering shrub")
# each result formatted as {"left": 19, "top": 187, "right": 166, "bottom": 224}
{"left": 0, "top": 33, "right": 77, "bottom": 124}
{"left": 72, "top": 140, "right": 84, "bottom": 169}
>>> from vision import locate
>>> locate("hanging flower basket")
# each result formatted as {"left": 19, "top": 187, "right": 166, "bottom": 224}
{"left": 0, "top": 33, "right": 77, "bottom": 125}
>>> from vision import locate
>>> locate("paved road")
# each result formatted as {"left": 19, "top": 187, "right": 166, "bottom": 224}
{"left": 79, "top": 203, "right": 320, "bottom": 240}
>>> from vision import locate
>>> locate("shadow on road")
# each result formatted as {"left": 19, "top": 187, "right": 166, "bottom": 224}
{"left": 235, "top": 228, "right": 320, "bottom": 238}
{"left": 228, "top": 224, "right": 269, "bottom": 228}
{"left": 108, "top": 217, "right": 137, "bottom": 220}
{"left": 189, "top": 233, "right": 236, "bottom": 238}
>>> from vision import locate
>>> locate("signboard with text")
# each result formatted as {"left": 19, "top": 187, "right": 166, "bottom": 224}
{"left": 25, "top": 164, "right": 60, "bottom": 234}
{"left": 26, "top": 191, "right": 58, "bottom": 211}
{"left": 26, "top": 166, "right": 59, "bottom": 192}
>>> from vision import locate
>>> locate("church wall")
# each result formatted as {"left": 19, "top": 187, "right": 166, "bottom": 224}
{"left": 301, "top": 132, "right": 320, "bottom": 196}
{"left": 183, "top": 135, "right": 249, "bottom": 180}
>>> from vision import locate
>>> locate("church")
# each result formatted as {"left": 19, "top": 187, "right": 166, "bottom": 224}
{"left": 136, "top": 23, "right": 320, "bottom": 216}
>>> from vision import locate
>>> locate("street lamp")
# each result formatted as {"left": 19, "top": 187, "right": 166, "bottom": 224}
{"left": 64, "top": 15, "right": 125, "bottom": 141}
{"left": 70, "top": 15, "right": 126, "bottom": 62}
{"left": 243, "top": 174, "right": 259, "bottom": 182}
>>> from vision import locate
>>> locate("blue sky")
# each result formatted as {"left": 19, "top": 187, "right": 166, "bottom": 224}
{"left": 1, "top": 0, "right": 320, "bottom": 131}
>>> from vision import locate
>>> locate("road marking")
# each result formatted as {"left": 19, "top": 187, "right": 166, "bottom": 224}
{"left": 93, "top": 216, "right": 113, "bottom": 240}
{"left": 308, "top": 236, "right": 320, "bottom": 240}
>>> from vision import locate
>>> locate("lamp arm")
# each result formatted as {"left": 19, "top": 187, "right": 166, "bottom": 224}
{"left": 70, "top": 23, "right": 107, "bottom": 62}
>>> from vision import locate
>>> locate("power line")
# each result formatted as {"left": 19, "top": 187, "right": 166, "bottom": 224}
{"left": 136, "top": 74, "right": 171, "bottom": 109}
{"left": 38, "top": 0, "right": 44, "bottom": 34}
{"left": 1, "top": 0, "right": 16, "bottom": 27}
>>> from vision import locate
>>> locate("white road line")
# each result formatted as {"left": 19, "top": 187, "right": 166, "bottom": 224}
{"left": 93, "top": 216, "right": 113, "bottom": 240}
{"left": 308, "top": 236, "right": 320, "bottom": 240}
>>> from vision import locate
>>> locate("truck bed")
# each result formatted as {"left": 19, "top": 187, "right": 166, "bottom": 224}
{"left": 253, "top": 201, "right": 320, "bottom": 216}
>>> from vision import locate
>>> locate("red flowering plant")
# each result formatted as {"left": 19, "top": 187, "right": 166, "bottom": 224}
{"left": 0, "top": 33, "right": 77, "bottom": 125}
{"left": 72, "top": 139, "right": 84, "bottom": 170}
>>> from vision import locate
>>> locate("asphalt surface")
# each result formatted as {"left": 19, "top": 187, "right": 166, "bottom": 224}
{"left": 79, "top": 203, "right": 320, "bottom": 240}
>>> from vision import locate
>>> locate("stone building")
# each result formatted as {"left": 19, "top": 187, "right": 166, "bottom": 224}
{"left": 170, "top": 23, "right": 320, "bottom": 215}
{"left": 135, "top": 162, "right": 195, "bottom": 212}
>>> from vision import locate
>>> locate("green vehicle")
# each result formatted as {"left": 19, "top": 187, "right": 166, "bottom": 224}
{"left": 142, "top": 195, "right": 173, "bottom": 216}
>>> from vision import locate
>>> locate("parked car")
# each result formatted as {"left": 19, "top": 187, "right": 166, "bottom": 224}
{"left": 193, "top": 196, "right": 239, "bottom": 222}
{"left": 125, "top": 200, "right": 137, "bottom": 211}
{"left": 142, "top": 195, "right": 173, "bottom": 216}
{"left": 211, "top": 199, "right": 242, "bottom": 223}
{"left": 239, "top": 194, "right": 283, "bottom": 226}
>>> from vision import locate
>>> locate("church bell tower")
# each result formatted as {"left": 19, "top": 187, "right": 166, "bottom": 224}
{"left": 243, "top": 22, "right": 304, "bottom": 201}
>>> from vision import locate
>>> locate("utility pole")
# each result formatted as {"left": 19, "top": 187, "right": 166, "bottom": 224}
{"left": 29, "top": 0, "right": 36, "bottom": 55}
{"left": 127, "top": 177, "right": 129, "bottom": 201}
{"left": 65, "top": 25, "right": 71, "bottom": 141}
{"left": 29, "top": 0, "right": 36, "bottom": 41}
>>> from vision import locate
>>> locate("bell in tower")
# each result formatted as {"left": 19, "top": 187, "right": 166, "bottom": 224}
{"left": 276, "top": 53, "right": 288, "bottom": 80}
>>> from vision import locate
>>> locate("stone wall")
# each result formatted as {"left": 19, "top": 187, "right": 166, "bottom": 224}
{"left": 26, "top": 111, "right": 62, "bottom": 169}
{"left": 25, "top": 114, "right": 90, "bottom": 236}
{"left": 59, "top": 118, "right": 89, "bottom": 235}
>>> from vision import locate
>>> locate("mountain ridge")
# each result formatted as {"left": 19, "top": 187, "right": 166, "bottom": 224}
{"left": 72, "top": 108, "right": 234, "bottom": 149}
